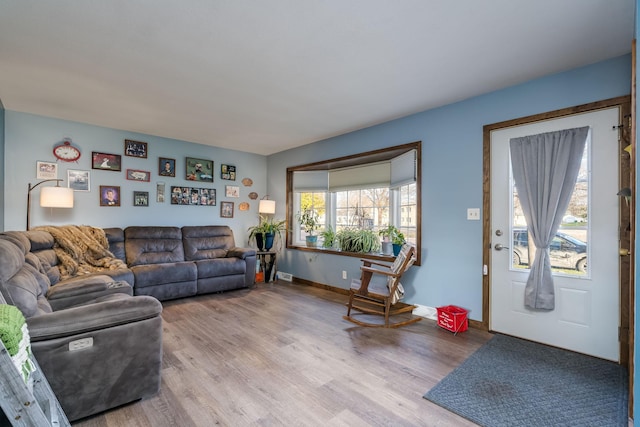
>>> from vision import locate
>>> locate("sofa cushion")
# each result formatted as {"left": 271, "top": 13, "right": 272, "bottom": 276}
{"left": 125, "top": 226, "right": 185, "bottom": 266}
{"left": 0, "top": 238, "right": 26, "bottom": 283}
{"left": 0, "top": 238, "right": 52, "bottom": 317}
{"left": 26, "top": 230, "right": 62, "bottom": 285}
{"left": 27, "top": 293, "right": 162, "bottom": 340}
{"left": 182, "top": 225, "right": 236, "bottom": 260}
{"left": 131, "top": 262, "right": 197, "bottom": 288}
{"left": 1, "top": 231, "right": 31, "bottom": 254}
{"left": 195, "top": 258, "right": 246, "bottom": 278}
{"left": 104, "top": 227, "right": 126, "bottom": 262}
{"left": 25, "top": 253, "right": 51, "bottom": 294}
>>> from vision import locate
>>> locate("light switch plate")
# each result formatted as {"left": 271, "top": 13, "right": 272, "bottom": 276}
{"left": 467, "top": 208, "right": 480, "bottom": 220}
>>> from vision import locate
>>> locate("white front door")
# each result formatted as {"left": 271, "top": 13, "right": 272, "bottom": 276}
{"left": 490, "top": 106, "right": 620, "bottom": 361}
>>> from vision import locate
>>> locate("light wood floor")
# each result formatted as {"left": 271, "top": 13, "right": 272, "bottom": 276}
{"left": 73, "top": 281, "right": 493, "bottom": 427}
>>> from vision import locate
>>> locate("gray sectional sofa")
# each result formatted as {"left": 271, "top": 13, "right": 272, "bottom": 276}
{"left": 114, "top": 225, "right": 257, "bottom": 300}
{"left": 0, "top": 224, "right": 256, "bottom": 421}
{"left": 0, "top": 231, "right": 162, "bottom": 422}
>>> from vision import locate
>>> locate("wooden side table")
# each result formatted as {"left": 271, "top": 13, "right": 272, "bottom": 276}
{"left": 256, "top": 251, "right": 277, "bottom": 283}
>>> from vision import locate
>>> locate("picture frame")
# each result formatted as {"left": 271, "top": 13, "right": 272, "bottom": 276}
{"left": 225, "top": 185, "right": 240, "bottom": 198}
{"left": 67, "top": 169, "right": 90, "bottom": 192}
{"left": 221, "top": 164, "right": 236, "bottom": 181}
{"left": 124, "top": 139, "right": 148, "bottom": 158}
{"left": 99, "top": 185, "right": 120, "bottom": 206}
{"left": 185, "top": 157, "right": 213, "bottom": 182}
{"left": 220, "top": 201, "right": 234, "bottom": 218}
{"left": 36, "top": 161, "right": 58, "bottom": 179}
{"left": 126, "top": 169, "right": 151, "bottom": 182}
{"left": 157, "top": 181, "right": 165, "bottom": 203}
{"left": 133, "top": 191, "right": 149, "bottom": 206}
{"left": 92, "top": 152, "right": 122, "bottom": 171}
{"left": 170, "top": 186, "right": 216, "bottom": 206}
{"left": 158, "top": 157, "right": 176, "bottom": 177}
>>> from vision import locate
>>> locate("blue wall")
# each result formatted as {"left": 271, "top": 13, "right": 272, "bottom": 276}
{"left": 268, "top": 54, "right": 632, "bottom": 322}
{"left": 3, "top": 111, "right": 267, "bottom": 244}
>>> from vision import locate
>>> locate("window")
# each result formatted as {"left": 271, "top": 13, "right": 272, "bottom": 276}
{"left": 286, "top": 142, "right": 421, "bottom": 264}
{"left": 510, "top": 142, "right": 589, "bottom": 276}
{"left": 297, "top": 191, "right": 326, "bottom": 241}
{"left": 335, "top": 188, "right": 389, "bottom": 230}
{"left": 399, "top": 182, "right": 417, "bottom": 244}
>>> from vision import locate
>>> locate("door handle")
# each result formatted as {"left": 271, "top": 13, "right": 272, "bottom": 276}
{"left": 494, "top": 243, "right": 509, "bottom": 251}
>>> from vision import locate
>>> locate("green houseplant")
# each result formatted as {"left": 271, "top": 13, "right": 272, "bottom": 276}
{"left": 248, "top": 216, "right": 286, "bottom": 251}
{"left": 378, "top": 225, "right": 405, "bottom": 256}
{"left": 337, "top": 228, "right": 381, "bottom": 254}
{"left": 391, "top": 230, "right": 406, "bottom": 256}
{"left": 296, "top": 209, "right": 320, "bottom": 247}
{"left": 319, "top": 225, "right": 337, "bottom": 249}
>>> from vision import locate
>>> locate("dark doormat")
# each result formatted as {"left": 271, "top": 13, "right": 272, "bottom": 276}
{"left": 423, "top": 334, "right": 628, "bottom": 427}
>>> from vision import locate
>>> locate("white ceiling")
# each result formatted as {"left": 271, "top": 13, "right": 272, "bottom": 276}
{"left": 0, "top": 1, "right": 634, "bottom": 155}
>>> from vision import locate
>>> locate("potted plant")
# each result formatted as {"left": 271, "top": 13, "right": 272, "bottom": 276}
{"left": 359, "top": 229, "right": 381, "bottom": 253}
{"left": 296, "top": 209, "right": 320, "bottom": 247}
{"left": 248, "top": 216, "right": 286, "bottom": 251}
{"left": 378, "top": 225, "right": 397, "bottom": 255}
{"left": 391, "top": 231, "right": 406, "bottom": 256}
{"left": 378, "top": 225, "right": 405, "bottom": 256}
{"left": 319, "top": 225, "right": 337, "bottom": 249}
{"left": 336, "top": 228, "right": 357, "bottom": 252}
{"left": 337, "top": 228, "right": 381, "bottom": 254}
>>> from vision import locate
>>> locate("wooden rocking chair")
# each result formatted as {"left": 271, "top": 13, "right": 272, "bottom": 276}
{"left": 343, "top": 244, "right": 421, "bottom": 328}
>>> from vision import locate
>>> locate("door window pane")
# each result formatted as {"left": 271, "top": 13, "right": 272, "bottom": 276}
{"left": 511, "top": 144, "right": 588, "bottom": 276}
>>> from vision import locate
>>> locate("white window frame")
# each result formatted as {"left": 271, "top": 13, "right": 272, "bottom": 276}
{"left": 286, "top": 141, "right": 421, "bottom": 264}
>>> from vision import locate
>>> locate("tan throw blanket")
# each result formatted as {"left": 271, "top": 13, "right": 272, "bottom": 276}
{"left": 34, "top": 225, "right": 127, "bottom": 279}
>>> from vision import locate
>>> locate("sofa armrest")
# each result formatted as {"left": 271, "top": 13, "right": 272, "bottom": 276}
{"left": 27, "top": 294, "right": 162, "bottom": 341}
{"left": 47, "top": 275, "right": 132, "bottom": 311}
{"left": 226, "top": 247, "right": 256, "bottom": 260}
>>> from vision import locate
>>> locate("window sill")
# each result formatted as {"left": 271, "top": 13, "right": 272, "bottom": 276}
{"left": 287, "top": 244, "right": 420, "bottom": 265}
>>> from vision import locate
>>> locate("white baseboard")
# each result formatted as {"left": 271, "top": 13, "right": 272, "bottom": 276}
{"left": 412, "top": 304, "right": 437, "bottom": 320}
{"left": 277, "top": 271, "right": 293, "bottom": 282}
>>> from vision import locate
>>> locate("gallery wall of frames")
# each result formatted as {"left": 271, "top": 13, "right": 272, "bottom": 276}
{"left": 42, "top": 138, "right": 250, "bottom": 217}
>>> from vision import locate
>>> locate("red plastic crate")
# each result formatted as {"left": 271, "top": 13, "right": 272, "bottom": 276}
{"left": 436, "top": 305, "right": 468, "bottom": 334}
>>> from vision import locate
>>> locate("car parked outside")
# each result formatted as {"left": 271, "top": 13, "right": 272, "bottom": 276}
{"left": 512, "top": 228, "right": 587, "bottom": 272}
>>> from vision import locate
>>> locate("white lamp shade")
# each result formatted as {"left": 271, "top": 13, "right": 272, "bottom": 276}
{"left": 258, "top": 199, "right": 276, "bottom": 214}
{"left": 40, "top": 186, "right": 74, "bottom": 208}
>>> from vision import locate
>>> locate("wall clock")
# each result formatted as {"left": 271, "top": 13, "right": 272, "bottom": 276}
{"left": 53, "top": 140, "right": 81, "bottom": 162}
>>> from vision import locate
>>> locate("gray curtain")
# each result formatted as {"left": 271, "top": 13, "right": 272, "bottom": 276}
{"left": 510, "top": 126, "right": 589, "bottom": 310}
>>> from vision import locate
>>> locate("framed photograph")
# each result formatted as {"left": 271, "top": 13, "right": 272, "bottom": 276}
{"left": 170, "top": 186, "right": 216, "bottom": 206}
{"left": 158, "top": 157, "right": 176, "bottom": 177}
{"left": 124, "top": 139, "right": 148, "bottom": 158}
{"left": 36, "top": 161, "right": 58, "bottom": 179}
{"left": 99, "top": 186, "right": 120, "bottom": 207}
{"left": 220, "top": 201, "right": 234, "bottom": 218}
{"left": 186, "top": 157, "right": 213, "bottom": 182}
{"left": 92, "top": 152, "right": 122, "bottom": 171}
{"left": 225, "top": 185, "right": 240, "bottom": 198}
{"left": 67, "top": 169, "right": 90, "bottom": 192}
{"left": 221, "top": 164, "right": 236, "bottom": 181}
{"left": 126, "top": 169, "right": 151, "bottom": 182}
{"left": 133, "top": 191, "right": 149, "bottom": 206}
{"left": 157, "top": 181, "right": 165, "bottom": 203}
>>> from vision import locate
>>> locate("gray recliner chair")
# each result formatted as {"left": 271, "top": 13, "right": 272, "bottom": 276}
{"left": 0, "top": 233, "right": 163, "bottom": 422}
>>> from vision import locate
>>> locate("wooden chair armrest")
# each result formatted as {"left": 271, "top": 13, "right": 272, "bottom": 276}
{"left": 360, "top": 265, "right": 400, "bottom": 278}
{"left": 360, "top": 259, "right": 392, "bottom": 268}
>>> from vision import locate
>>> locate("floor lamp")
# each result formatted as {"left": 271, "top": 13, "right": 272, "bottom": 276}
{"left": 258, "top": 196, "right": 276, "bottom": 216}
{"left": 27, "top": 179, "right": 74, "bottom": 230}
